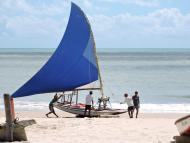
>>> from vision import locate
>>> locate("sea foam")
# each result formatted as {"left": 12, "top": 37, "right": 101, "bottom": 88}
{"left": 0, "top": 100, "right": 190, "bottom": 113}
{"left": 111, "top": 103, "right": 190, "bottom": 113}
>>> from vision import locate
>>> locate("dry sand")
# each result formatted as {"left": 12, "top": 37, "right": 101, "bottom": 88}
{"left": 0, "top": 111, "right": 186, "bottom": 143}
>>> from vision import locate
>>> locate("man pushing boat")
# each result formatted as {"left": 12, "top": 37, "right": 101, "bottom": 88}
{"left": 84, "top": 91, "right": 94, "bottom": 117}
{"left": 46, "top": 94, "right": 59, "bottom": 118}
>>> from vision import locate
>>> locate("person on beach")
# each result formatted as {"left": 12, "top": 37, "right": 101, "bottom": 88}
{"left": 121, "top": 93, "right": 134, "bottom": 118}
{"left": 84, "top": 91, "right": 94, "bottom": 117}
{"left": 132, "top": 91, "right": 140, "bottom": 118}
{"left": 46, "top": 94, "right": 59, "bottom": 118}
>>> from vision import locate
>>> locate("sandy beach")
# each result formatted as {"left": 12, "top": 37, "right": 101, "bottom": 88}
{"left": 0, "top": 111, "right": 186, "bottom": 143}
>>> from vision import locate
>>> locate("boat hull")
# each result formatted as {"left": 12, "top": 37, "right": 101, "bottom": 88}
{"left": 54, "top": 102, "right": 127, "bottom": 117}
{"left": 175, "top": 114, "right": 190, "bottom": 136}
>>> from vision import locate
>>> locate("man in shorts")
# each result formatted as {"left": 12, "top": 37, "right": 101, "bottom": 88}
{"left": 46, "top": 94, "right": 59, "bottom": 118}
{"left": 121, "top": 93, "right": 134, "bottom": 118}
{"left": 84, "top": 91, "right": 94, "bottom": 117}
{"left": 132, "top": 91, "right": 140, "bottom": 118}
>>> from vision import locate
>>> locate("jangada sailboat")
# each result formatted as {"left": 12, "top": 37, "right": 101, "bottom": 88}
{"left": 12, "top": 2, "right": 126, "bottom": 117}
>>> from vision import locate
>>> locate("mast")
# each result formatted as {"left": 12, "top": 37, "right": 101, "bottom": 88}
{"left": 92, "top": 35, "right": 104, "bottom": 97}
{"left": 90, "top": 27, "right": 104, "bottom": 97}
{"left": 81, "top": 10, "right": 104, "bottom": 97}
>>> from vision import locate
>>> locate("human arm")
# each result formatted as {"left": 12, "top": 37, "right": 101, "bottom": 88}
{"left": 120, "top": 98, "right": 127, "bottom": 104}
{"left": 137, "top": 97, "right": 140, "bottom": 108}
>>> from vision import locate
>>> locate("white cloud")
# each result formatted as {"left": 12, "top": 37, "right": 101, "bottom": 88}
{"left": 89, "top": 8, "right": 190, "bottom": 40}
{"left": 3, "top": 0, "right": 70, "bottom": 16}
{"left": 1, "top": 0, "right": 189, "bottom": 39}
{"left": 0, "top": 0, "right": 190, "bottom": 48}
{"left": 83, "top": 0, "right": 92, "bottom": 9}
{"left": 102, "top": 0, "right": 159, "bottom": 7}
{"left": 0, "top": 0, "right": 70, "bottom": 39}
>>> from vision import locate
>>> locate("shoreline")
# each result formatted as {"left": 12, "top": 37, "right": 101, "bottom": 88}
{"left": 1, "top": 102, "right": 190, "bottom": 114}
{"left": 0, "top": 110, "right": 187, "bottom": 118}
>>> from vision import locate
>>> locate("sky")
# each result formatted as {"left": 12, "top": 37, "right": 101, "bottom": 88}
{"left": 0, "top": 0, "right": 190, "bottom": 49}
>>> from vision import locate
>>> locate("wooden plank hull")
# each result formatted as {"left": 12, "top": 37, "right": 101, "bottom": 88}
{"left": 54, "top": 103, "right": 127, "bottom": 117}
{"left": 175, "top": 114, "right": 190, "bottom": 136}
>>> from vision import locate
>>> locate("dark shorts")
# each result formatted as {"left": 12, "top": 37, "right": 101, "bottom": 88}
{"left": 85, "top": 105, "right": 91, "bottom": 110}
{"left": 128, "top": 106, "right": 134, "bottom": 111}
{"left": 49, "top": 105, "right": 55, "bottom": 113}
{"left": 134, "top": 106, "right": 139, "bottom": 110}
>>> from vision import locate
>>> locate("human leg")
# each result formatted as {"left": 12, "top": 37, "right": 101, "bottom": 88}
{"left": 84, "top": 105, "right": 88, "bottom": 116}
{"left": 88, "top": 105, "right": 91, "bottom": 117}
{"left": 129, "top": 106, "right": 134, "bottom": 118}
{"left": 131, "top": 106, "right": 134, "bottom": 118}
{"left": 46, "top": 105, "right": 53, "bottom": 117}
{"left": 135, "top": 106, "right": 139, "bottom": 118}
{"left": 46, "top": 112, "right": 51, "bottom": 117}
{"left": 53, "top": 112, "right": 59, "bottom": 118}
{"left": 128, "top": 107, "right": 131, "bottom": 118}
{"left": 51, "top": 107, "right": 58, "bottom": 118}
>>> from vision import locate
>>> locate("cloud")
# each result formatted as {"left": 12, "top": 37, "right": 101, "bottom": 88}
{"left": 0, "top": 0, "right": 70, "bottom": 39}
{"left": 102, "top": 0, "right": 159, "bottom": 7}
{"left": 0, "top": 0, "right": 70, "bottom": 18}
{"left": 89, "top": 8, "right": 190, "bottom": 40}
{"left": 0, "top": 0, "right": 190, "bottom": 48}
{"left": 82, "top": 0, "right": 92, "bottom": 9}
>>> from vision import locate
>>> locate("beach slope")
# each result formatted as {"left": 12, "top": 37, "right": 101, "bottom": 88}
{"left": 0, "top": 111, "right": 184, "bottom": 143}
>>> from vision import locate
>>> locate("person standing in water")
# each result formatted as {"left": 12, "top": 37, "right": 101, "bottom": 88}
{"left": 46, "top": 94, "right": 59, "bottom": 118}
{"left": 132, "top": 91, "right": 140, "bottom": 118}
{"left": 121, "top": 93, "right": 134, "bottom": 118}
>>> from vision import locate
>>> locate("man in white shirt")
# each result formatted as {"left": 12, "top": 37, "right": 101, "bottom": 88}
{"left": 84, "top": 91, "right": 94, "bottom": 117}
{"left": 121, "top": 93, "right": 134, "bottom": 118}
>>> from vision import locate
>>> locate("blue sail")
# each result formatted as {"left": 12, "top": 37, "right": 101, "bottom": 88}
{"left": 12, "top": 2, "right": 98, "bottom": 98}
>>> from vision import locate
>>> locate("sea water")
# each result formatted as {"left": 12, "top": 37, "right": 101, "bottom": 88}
{"left": 0, "top": 48, "right": 190, "bottom": 113}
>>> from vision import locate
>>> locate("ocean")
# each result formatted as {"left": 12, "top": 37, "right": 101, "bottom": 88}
{"left": 0, "top": 48, "right": 190, "bottom": 113}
